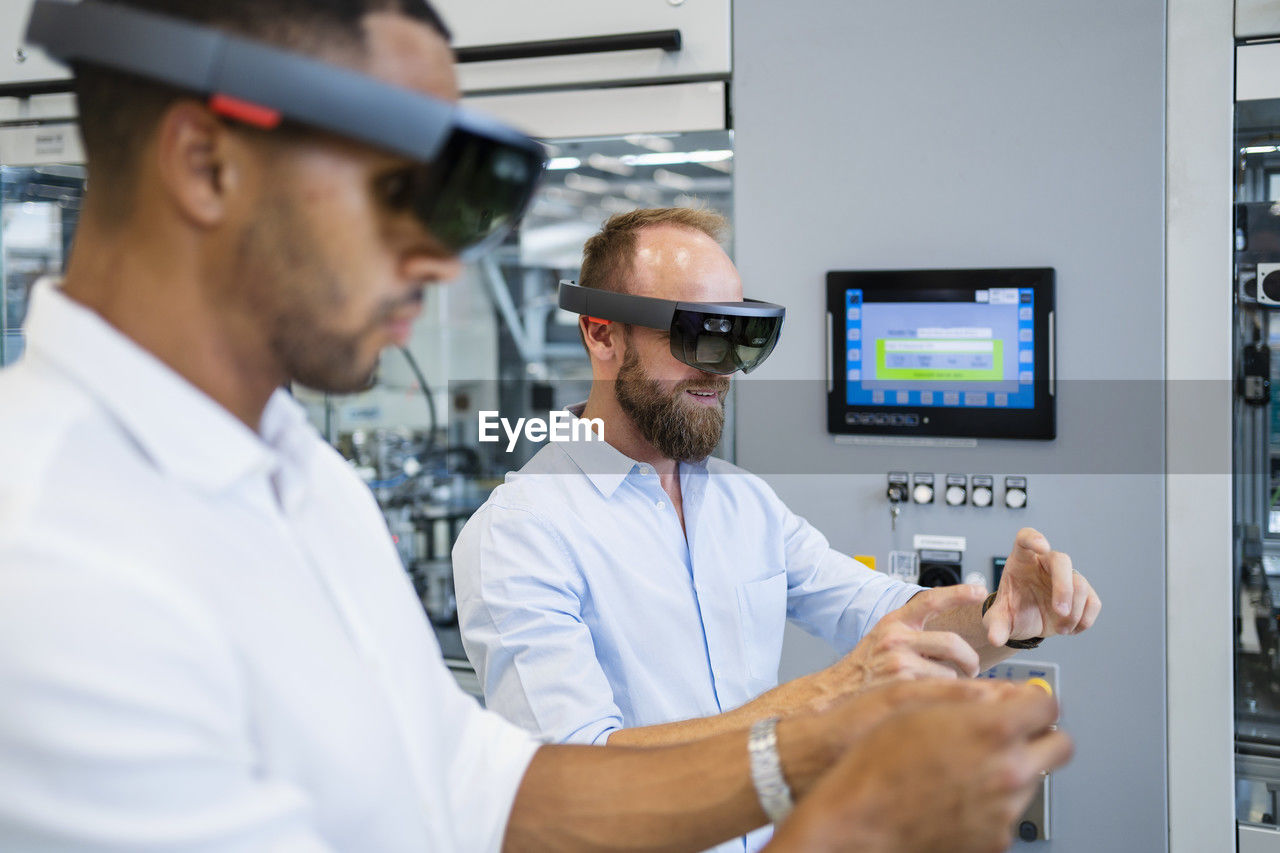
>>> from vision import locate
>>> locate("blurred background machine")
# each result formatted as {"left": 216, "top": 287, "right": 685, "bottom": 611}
{"left": 0, "top": 0, "right": 735, "bottom": 699}
{"left": 1234, "top": 96, "right": 1280, "bottom": 835}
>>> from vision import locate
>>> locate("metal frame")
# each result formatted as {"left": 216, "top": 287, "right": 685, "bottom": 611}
{"left": 24, "top": 0, "right": 538, "bottom": 163}
{"left": 1165, "top": 0, "right": 1236, "bottom": 849}
{"left": 456, "top": 30, "right": 682, "bottom": 64}
{"left": 23, "top": 0, "right": 547, "bottom": 260}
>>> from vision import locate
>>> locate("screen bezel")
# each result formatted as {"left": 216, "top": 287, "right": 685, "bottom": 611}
{"left": 826, "top": 268, "right": 1055, "bottom": 440}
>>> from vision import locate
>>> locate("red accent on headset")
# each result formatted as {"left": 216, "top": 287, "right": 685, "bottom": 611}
{"left": 585, "top": 316, "right": 611, "bottom": 325}
{"left": 209, "top": 94, "right": 282, "bottom": 129}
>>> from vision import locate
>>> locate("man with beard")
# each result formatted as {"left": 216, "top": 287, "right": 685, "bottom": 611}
{"left": 0, "top": 3, "right": 1076, "bottom": 852}
{"left": 454, "top": 206, "right": 1099, "bottom": 851}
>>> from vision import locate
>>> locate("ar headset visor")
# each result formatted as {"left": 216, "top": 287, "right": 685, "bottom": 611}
{"left": 24, "top": 0, "right": 548, "bottom": 261}
{"left": 559, "top": 282, "right": 785, "bottom": 375}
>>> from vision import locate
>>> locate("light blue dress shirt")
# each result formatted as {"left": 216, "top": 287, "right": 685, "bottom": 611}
{"left": 454, "top": 413, "right": 920, "bottom": 852}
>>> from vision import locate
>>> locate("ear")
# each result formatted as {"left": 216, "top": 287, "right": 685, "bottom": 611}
{"left": 581, "top": 316, "right": 623, "bottom": 364}
{"left": 152, "top": 99, "right": 254, "bottom": 228}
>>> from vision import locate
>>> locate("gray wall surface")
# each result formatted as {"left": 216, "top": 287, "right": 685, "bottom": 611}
{"left": 731, "top": 1, "right": 1168, "bottom": 850}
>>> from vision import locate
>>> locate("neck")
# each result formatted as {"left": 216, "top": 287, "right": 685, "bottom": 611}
{"left": 581, "top": 385, "right": 679, "bottom": 481}
{"left": 61, "top": 213, "right": 285, "bottom": 431}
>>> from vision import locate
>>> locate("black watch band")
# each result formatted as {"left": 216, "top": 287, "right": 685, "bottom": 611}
{"left": 982, "top": 591, "right": 1044, "bottom": 650}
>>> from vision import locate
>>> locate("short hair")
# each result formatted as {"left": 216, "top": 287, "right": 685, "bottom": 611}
{"left": 578, "top": 207, "right": 728, "bottom": 295}
{"left": 575, "top": 206, "right": 728, "bottom": 349}
{"left": 72, "top": 0, "right": 451, "bottom": 208}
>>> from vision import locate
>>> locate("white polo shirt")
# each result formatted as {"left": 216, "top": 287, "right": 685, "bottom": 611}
{"left": 0, "top": 282, "right": 539, "bottom": 851}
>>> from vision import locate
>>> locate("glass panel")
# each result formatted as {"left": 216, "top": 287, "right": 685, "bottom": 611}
{"left": 0, "top": 165, "right": 85, "bottom": 365}
{"left": 1235, "top": 96, "right": 1280, "bottom": 827}
{"left": 0, "top": 128, "right": 734, "bottom": 671}
{"left": 289, "top": 129, "right": 735, "bottom": 660}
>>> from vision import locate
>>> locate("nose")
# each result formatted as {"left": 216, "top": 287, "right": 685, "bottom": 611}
{"left": 401, "top": 250, "right": 463, "bottom": 287}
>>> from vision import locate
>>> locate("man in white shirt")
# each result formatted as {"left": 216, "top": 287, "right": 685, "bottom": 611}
{"left": 455, "top": 209, "right": 1100, "bottom": 838}
{"left": 0, "top": 2, "right": 1074, "bottom": 851}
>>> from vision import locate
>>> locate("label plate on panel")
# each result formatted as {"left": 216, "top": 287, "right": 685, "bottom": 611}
{"left": 912, "top": 534, "right": 967, "bottom": 552}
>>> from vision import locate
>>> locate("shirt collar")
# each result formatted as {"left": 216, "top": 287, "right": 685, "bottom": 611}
{"left": 554, "top": 402, "right": 634, "bottom": 498}
{"left": 556, "top": 401, "right": 709, "bottom": 499}
{"left": 23, "top": 280, "right": 310, "bottom": 495}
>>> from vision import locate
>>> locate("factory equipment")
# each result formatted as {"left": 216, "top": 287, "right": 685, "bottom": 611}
{"left": 1233, "top": 92, "right": 1280, "bottom": 840}
{"left": 0, "top": 164, "right": 82, "bottom": 365}
{"left": 0, "top": 83, "right": 735, "bottom": 687}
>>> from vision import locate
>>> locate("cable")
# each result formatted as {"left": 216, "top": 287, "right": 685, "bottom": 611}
{"left": 398, "top": 345, "right": 438, "bottom": 463}
{"left": 367, "top": 473, "right": 411, "bottom": 490}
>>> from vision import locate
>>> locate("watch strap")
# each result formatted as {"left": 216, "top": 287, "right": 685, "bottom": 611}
{"left": 982, "top": 591, "right": 1045, "bottom": 650}
{"left": 747, "top": 717, "right": 794, "bottom": 824}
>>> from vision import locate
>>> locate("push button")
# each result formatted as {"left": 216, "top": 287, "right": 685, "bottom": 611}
{"left": 911, "top": 473, "right": 934, "bottom": 505}
{"left": 971, "top": 475, "right": 994, "bottom": 508}
{"left": 1005, "top": 476, "right": 1028, "bottom": 509}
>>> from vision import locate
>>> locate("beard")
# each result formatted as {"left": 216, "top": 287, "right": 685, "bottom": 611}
{"left": 614, "top": 345, "right": 729, "bottom": 462}
{"left": 233, "top": 191, "right": 415, "bottom": 395}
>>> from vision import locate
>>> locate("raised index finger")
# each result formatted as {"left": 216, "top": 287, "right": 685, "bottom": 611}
{"left": 1046, "top": 551, "right": 1075, "bottom": 619}
{"left": 1011, "top": 527, "right": 1051, "bottom": 559}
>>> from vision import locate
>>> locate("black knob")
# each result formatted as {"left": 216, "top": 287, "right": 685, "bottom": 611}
{"left": 1263, "top": 270, "right": 1280, "bottom": 303}
{"left": 917, "top": 562, "right": 962, "bottom": 588}
{"left": 1018, "top": 821, "right": 1039, "bottom": 842}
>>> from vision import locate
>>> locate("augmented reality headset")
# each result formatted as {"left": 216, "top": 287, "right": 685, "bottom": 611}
{"left": 24, "top": 0, "right": 548, "bottom": 261}
{"left": 558, "top": 281, "right": 785, "bottom": 375}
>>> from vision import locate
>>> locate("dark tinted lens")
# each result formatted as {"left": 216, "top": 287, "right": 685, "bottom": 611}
{"left": 407, "top": 128, "right": 544, "bottom": 256}
{"left": 671, "top": 311, "right": 783, "bottom": 375}
{"left": 731, "top": 315, "right": 783, "bottom": 373}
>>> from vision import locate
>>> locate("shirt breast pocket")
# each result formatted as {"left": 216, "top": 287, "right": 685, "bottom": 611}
{"left": 735, "top": 571, "right": 788, "bottom": 685}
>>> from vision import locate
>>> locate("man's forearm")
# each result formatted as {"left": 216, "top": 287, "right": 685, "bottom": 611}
{"left": 605, "top": 678, "right": 828, "bottom": 747}
{"left": 505, "top": 717, "right": 834, "bottom": 852}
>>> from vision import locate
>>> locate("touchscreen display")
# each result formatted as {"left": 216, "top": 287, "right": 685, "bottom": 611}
{"left": 844, "top": 287, "right": 1035, "bottom": 410}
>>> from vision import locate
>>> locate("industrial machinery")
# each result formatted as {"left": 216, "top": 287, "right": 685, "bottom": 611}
{"left": 0, "top": 89, "right": 734, "bottom": 687}
{"left": 1233, "top": 92, "right": 1280, "bottom": 841}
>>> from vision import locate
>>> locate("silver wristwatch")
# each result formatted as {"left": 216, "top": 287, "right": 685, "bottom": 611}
{"left": 747, "top": 717, "right": 794, "bottom": 824}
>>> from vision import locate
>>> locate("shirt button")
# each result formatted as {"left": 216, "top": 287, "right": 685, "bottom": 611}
{"left": 656, "top": 500, "right": 666, "bottom": 510}
{"left": 639, "top": 465, "right": 650, "bottom": 475}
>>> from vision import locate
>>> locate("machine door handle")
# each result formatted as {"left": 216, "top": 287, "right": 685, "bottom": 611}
{"left": 456, "top": 29, "right": 682, "bottom": 64}
{"left": 0, "top": 32, "right": 686, "bottom": 98}
{"left": 0, "top": 79, "right": 73, "bottom": 98}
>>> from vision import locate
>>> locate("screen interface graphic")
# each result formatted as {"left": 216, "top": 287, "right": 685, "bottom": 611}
{"left": 844, "top": 287, "right": 1035, "bottom": 409}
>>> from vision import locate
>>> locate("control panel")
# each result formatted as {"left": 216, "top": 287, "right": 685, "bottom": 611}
{"left": 839, "top": 472, "right": 1061, "bottom": 845}
{"left": 887, "top": 472, "right": 1028, "bottom": 519}
{"left": 980, "top": 660, "right": 1061, "bottom": 843}
{"left": 879, "top": 475, "right": 1031, "bottom": 589}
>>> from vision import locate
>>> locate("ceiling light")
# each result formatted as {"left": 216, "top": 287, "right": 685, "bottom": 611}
{"left": 619, "top": 149, "right": 734, "bottom": 168}
{"left": 623, "top": 185, "right": 663, "bottom": 204}
{"left": 564, "top": 173, "right": 613, "bottom": 195}
{"left": 601, "top": 196, "right": 636, "bottom": 214}
{"left": 586, "top": 153, "right": 635, "bottom": 177}
{"left": 653, "top": 169, "right": 696, "bottom": 192}
{"left": 624, "top": 133, "right": 677, "bottom": 152}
